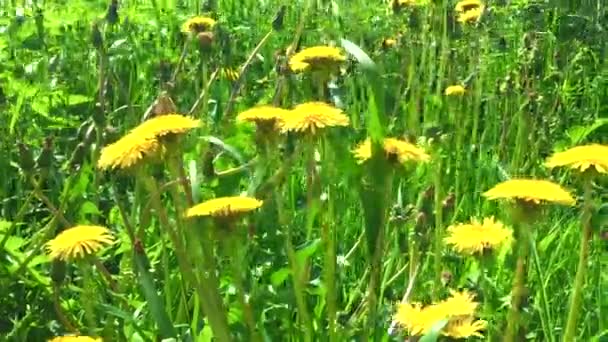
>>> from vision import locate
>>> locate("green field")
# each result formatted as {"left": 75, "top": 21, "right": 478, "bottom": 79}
{"left": 1, "top": 0, "right": 607, "bottom": 341}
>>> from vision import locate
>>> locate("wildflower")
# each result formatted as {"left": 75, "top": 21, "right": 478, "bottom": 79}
{"left": 483, "top": 179, "right": 576, "bottom": 206}
{"left": 98, "top": 133, "right": 160, "bottom": 170}
{"left": 236, "top": 105, "right": 290, "bottom": 127}
{"left": 392, "top": 0, "right": 429, "bottom": 11}
{"left": 130, "top": 114, "right": 200, "bottom": 139}
{"left": 48, "top": 336, "right": 102, "bottom": 342}
{"left": 458, "top": 8, "right": 483, "bottom": 23}
{"left": 186, "top": 196, "right": 263, "bottom": 218}
{"left": 455, "top": 0, "right": 483, "bottom": 12}
{"left": 382, "top": 38, "right": 397, "bottom": 49}
{"left": 394, "top": 302, "right": 445, "bottom": 336}
{"left": 393, "top": 290, "right": 484, "bottom": 338}
{"left": 545, "top": 144, "right": 608, "bottom": 174}
{"left": 444, "top": 85, "right": 466, "bottom": 96}
{"left": 288, "top": 46, "right": 346, "bottom": 73}
{"left": 445, "top": 317, "right": 487, "bottom": 338}
{"left": 46, "top": 225, "right": 114, "bottom": 261}
{"left": 352, "top": 137, "right": 430, "bottom": 164}
{"left": 280, "top": 102, "right": 350, "bottom": 134}
{"left": 444, "top": 217, "right": 513, "bottom": 255}
{"left": 436, "top": 290, "right": 479, "bottom": 317}
{"left": 181, "top": 16, "right": 216, "bottom": 34}
{"left": 223, "top": 67, "right": 240, "bottom": 82}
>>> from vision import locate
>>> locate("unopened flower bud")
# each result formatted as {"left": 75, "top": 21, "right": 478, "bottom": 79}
{"left": 272, "top": 5, "right": 286, "bottom": 31}
{"left": 197, "top": 31, "right": 214, "bottom": 53}
{"left": 51, "top": 259, "right": 66, "bottom": 285}
{"left": 106, "top": 0, "right": 119, "bottom": 25}
{"left": 91, "top": 22, "right": 103, "bottom": 50}
{"left": 18, "top": 142, "right": 35, "bottom": 175}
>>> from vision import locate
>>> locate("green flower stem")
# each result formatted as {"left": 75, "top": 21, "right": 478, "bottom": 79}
{"left": 225, "top": 231, "right": 260, "bottom": 342}
{"left": 322, "top": 202, "right": 338, "bottom": 341}
{"left": 564, "top": 176, "right": 594, "bottom": 340}
{"left": 433, "top": 155, "right": 444, "bottom": 300}
{"left": 81, "top": 260, "right": 97, "bottom": 333}
{"left": 364, "top": 168, "right": 394, "bottom": 339}
{"left": 141, "top": 173, "right": 232, "bottom": 341}
{"left": 505, "top": 220, "right": 531, "bottom": 342}
{"left": 274, "top": 184, "right": 313, "bottom": 341}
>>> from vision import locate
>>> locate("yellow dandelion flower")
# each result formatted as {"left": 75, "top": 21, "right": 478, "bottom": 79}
{"left": 288, "top": 46, "right": 346, "bottom": 73}
{"left": 545, "top": 144, "right": 608, "bottom": 174}
{"left": 222, "top": 67, "right": 240, "bottom": 82}
{"left": 393, "top": 0, "right": 429, "bottom": 9}
{"left": 280, "top": 102, "right": 350, "bottom": 134}
{"left": 46, "top": 225, "right": 114, "bottom": 261}
{"left": 382, "top": 38, "right": 397, "bottom": 49}
{"left": 394, "top": 302, "right": 446, "bottom": 336}
{"left": 352, "top": 137, "right": 430, "bottom": 164}
{"left": 186, "top": 196, "right": 263, "bottom": 218}
{"left": 458, "top": 8, "right": 483, "bottom": 23}
{"left": 181, "top": 16, "right": 216, "bottom": 34}
{"left": 483, "top": 179, "right": 576, "bottom": 206}
{"left": 131, "top": 114, "right": 200, "bottom": 139}
{"left": 98, "top": 133, "right": 160, "bottom": 170}
{"left": 236, "top": 105, "right": 290, "bottom": 125}
{"left": 48, "top": 336, "right": 102, "bottom": 342}
{"left": 444, "top": 216, "right": 513, "bottom": 255}
{"left": 445, "top": 85, "right": 466, "bottom": 96}
{"left": 436, "top": 290, "right": 479, "bottom": 318}
{"left": 455, "top": 0, "right": 483, "bottom": 12}
{"left": 444, "top": 317, "right": 487, "bottom": 338}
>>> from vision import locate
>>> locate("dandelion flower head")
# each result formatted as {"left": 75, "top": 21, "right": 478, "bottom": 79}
{"left": 46, "top": 225, "right": 114, "bottom": 261}
{"left": 181, "top": 16, "right": 216, "bottom": 34}
{"left": 131, "top": 114, "right": 200, "bottom": 139}
{"left": 445, "top": 85, "right": 466, "bottom": 96}
{"left": 444, "top": 216, "right": 513, "bottom": 255}
{"left": 445, "top": 317, "right": 487, "bottom": 339}
{"left": 48, "top": 336, "right": 102, "bottom": 342}
{"left": 483, "top": 179, "right": 575, "bottom": 206}
{"left": 545, "top": 144, "right": 608, "bottom": 174}
{"left": 458, "top": 8, "right": 483, "bottom": 23}
{"left": 435, "top": 290, "right": 479, "bottom": 318}
{"left": 288, "top": 46, "right": 346, "bottom": 73}
{"left": 393, "top": 290, "right": 485, "bottom": 338}
{"left": 280, "top": 102, "right": 350, "bottom": 134}
{"left": 98, "top": 133, "right": 160, "bottom": 171}
{"left": 186, "top": 196, "right": 263, "bottom": 218}
{"left": 352, "top": 137, "right": 430, "bottom": 164}
{"left": 455, "top": 0, "right": 484, "bottom": 12}
{"left": 236, "top": 106, "right": 290, "bottom": 126}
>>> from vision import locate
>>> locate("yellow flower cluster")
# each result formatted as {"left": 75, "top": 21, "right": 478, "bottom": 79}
{"left": 394, "top": 290, "right": 487, "bottom": 338}
{"left": 236, "top": 102, "right": 350, "bottom": 134}
{"left": 181, "top": 16, "right": 216, "bottom": 34}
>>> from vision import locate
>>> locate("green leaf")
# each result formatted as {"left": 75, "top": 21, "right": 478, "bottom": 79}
{"left": 133, "top": 250, "right": 177, "bottom": 338}
{"left": 295, "top": 238, "right": 322, "bottom": 268}
{"left": 419, "top": 319, "right": 448, "bottom": 342}
{"left": 270, "top": 267, "right": 291, "bottom": 287}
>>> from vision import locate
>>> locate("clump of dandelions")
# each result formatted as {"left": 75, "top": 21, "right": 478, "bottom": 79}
{"left": 393, "top": 289, "right": 487, "bottom": 338}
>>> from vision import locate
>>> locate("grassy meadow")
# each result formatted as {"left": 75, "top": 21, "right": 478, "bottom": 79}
{"left": 1, "top": 0, "right": 607, "bottom": 341}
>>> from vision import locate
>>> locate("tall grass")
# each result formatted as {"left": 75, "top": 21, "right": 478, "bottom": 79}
{"left": 0, "top": 0, "right": 606, "bottom": 341}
